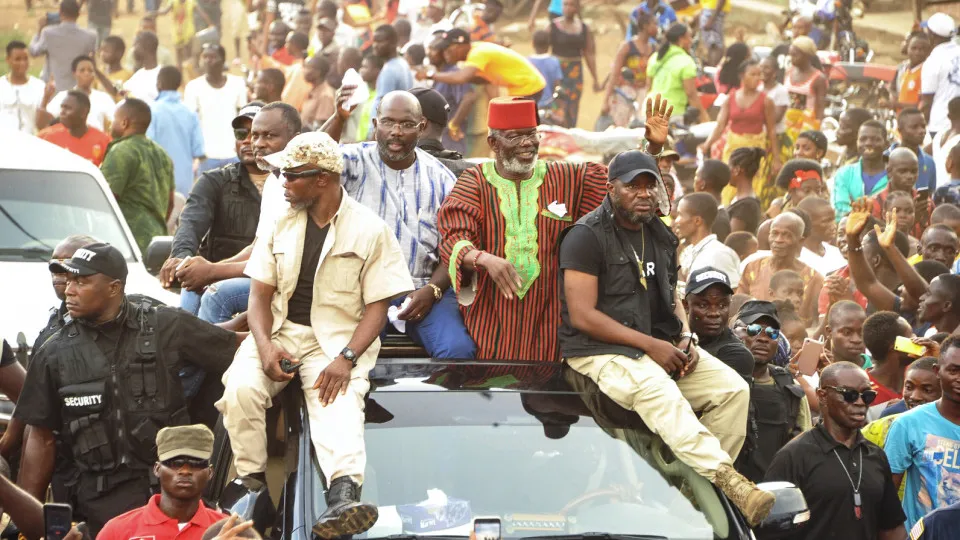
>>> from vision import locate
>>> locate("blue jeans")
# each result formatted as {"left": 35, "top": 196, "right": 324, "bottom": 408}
{"left": 180, "top": 278, "right": 251, "bottom": 397}
{"left": 391, "top": 289, "right": 476, "bottom": 359}
{"left": 197, "top": 156, "right": 239, "bottom": 177}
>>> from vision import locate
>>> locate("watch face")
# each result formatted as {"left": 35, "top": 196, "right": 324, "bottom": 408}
{"left": 342, "top": 348, "right": 356, "bottom": 360}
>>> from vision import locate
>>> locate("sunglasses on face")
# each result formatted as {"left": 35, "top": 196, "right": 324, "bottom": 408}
{"left": 822, "top": 385, "right": 877, "bottom": 405}
{"left": 279, "top": 168, "right": 329, "bottom": 180}
{"left": 233, "top": 127, "right": 250, "bottom": 141}
{"left": 745, "top": 324, "right": 780, "bottom": 340}
{"left": 161, "top": 457, "right": 210, "bottom": 470}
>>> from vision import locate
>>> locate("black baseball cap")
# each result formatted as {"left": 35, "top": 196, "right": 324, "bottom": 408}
{"left": 231, "top": 101, "right": 264, "bottom": 129}
{"left": 49, "top": 242, "right": 128, "bottom": 282}
{"left": 736, "top": 300, "right": 781, "bottom": 328}
{"left": 685, "top": 267, "right": 734, "bottom": 297}
{"left": 607, "top": 150, "right": 662, "bottom": 184}
{"left": 410, "top": 87, "right": 450, "bottom": 126}
{"left": 443, "top": 28, "right": 471, "bottom": 45}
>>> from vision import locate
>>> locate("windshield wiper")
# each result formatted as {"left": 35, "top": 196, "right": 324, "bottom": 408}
{"left": 0, "top": 247, "right": 53, "bottom": 261}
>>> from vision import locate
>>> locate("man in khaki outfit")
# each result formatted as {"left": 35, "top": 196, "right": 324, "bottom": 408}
{"left": 215, "top": 132, "right": 414, "bottom": 538}
{"left": 557, "top": 149, "right": 775, "bottom": 527}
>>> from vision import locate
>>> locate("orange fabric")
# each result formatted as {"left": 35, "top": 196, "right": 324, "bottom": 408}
{"left": 898, "top": 64, "right": 922, "bottom": 107}
{"left": 37, "top": 124, "right": 112, "bottom": 166}
{"left": 281, "top": 62, "right": 311, "bottom": 110}
{"left": 737, "top": 255, "right": 824, "bottom": 325}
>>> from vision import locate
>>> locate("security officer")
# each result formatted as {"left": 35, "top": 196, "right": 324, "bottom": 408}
{"left": 14, "top": 243, "right": 244, "bottom": 536}
{"left": 733, "top": 300, "right": 812, "bottom": 482}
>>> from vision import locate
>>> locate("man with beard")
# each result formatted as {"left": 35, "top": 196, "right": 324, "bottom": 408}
{"left": 862, "top": 311, "right": 918, "bottom": 420}
{"left": 217, "top": 132, "right": 413, "bottom": 538}
{"left": 557, "top": 144, "right": 773, "bottom": 525}
{"left": 97, "top": 425, "right": 226, "bottom": 539}
{"left": 437, "top": 95, "right": 614, "bottom": 362}
{"left": 886, "top": 336, "right": 960, "bottom": 530}
{"left": 764, "top": 362, "right": 907, "bottom": 540}
{"left": 682, "top": 267, "right": 754, "bottom": 379}
{"left": 733, "top": 300, "right": 811, "bottom": 482}
{"left": 161, "top": 103, "right": 301, "bottom": 326}
{"left": 737, "top": 212, "right": 824, "bottom": 326}
{"left": 918, "top": 274, "right": 960, "bottom": 334}
{"left": 320, "top": 89, "right": 475, "bottom": 359}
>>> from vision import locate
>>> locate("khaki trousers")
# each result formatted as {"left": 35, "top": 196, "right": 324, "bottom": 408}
{"left": 215, "top": 321, "right": 369, "bottom": 484}
{"left": 567, "top": 348, "right": 749, "bottom": 481}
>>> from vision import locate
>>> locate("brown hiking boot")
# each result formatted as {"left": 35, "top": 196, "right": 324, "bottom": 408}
{"left": 714, "top": 464, "right": 776, "bottom": 527}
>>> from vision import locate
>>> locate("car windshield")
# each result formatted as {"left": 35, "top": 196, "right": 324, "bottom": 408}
{"left": 352, "top": 385, "right": 733, "bottom": 540}
{"left": 0, "top": 170, "right": 136, "bottom": 262}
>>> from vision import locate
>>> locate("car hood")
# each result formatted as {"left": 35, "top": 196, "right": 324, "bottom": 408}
{"left": 1, "top": 261, "right": 179, "bottom": 348}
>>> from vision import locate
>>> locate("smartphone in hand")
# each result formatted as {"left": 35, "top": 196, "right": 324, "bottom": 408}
{"left": 44, "top": 503, "right": 72, "bottom": 540}
{"left": 797, "top": 338, "right": 824, "bottom": 377}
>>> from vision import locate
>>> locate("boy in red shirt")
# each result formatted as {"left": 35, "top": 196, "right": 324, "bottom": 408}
{"left": 37, "top": 90, "right": 111, "bottom": 166}
{"left": 97, "top": 425, "right": 231, "bottom": 540}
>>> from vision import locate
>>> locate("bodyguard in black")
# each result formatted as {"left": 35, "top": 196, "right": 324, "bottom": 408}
{"left": 764, "top": 362, "right": 906, "bottom": 540}
{"left": 14, "top": 243, "right": 243, "bottom": 536}
{"left": 682, "top": 267, "right": 755, "bottom": 380}
{"left": 410, "top": 87, "right": 472, "bottom": 178}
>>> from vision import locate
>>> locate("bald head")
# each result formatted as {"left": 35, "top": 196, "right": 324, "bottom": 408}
{"left": 54, "top": 234, "right": 99, "bottom": 258}
{"left": 888, "top": 146, "right": 919, "bottom": 166}
{"left": 377, "top": 90, "right": 422, "bottom": 119}
{"left": 820, "top": 361, "right": 868, "bottom": 388}
{"left": 772, "top": 212, "right": 805, "bottom": 237}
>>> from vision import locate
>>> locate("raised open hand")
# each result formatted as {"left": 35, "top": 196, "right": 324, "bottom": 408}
{"left": 844, "top": 197, "right": 872, "bottom": 238}
{"left": 875, "top": 208, "right": 898, "bottom": 250}
{"left": 644, "top": 94, "right": 674, "bottom": 147}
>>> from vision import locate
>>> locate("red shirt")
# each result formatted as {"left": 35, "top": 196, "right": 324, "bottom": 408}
{"left": 37, "top": 124, "right": 111, "bottom": 166}
{"left": 272, "top": 47, "right": 296, "bottom": 66}
{"left": 867, "top": 370, "right": 902, "bottom": 406}
{"left": 97, "top": 494, "right": 227, "bottom": 540}
{"left": 817, "top": 265, "right": 868, "bottom": 315}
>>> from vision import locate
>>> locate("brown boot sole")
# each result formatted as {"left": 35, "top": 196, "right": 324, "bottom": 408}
{"left": 313, "top": 504, "right": 380, "bottom": 539}
{"left": 744, "top": 491, "right": 777, "bottom": 528}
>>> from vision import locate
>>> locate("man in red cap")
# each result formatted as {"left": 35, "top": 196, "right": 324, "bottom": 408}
{"left": 416, "top": 29, "right": 545, "bottom": 101}
{"left": 437, "top": 95, "right": 673, "bottom": 362}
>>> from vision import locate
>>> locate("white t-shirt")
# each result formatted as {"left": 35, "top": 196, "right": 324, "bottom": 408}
{"left": 764, "top": 82, "right": 790, "bottom": 134}
{"left": 123, "top": 66, "right": 161, "bottom": 102}
{"left": 921, "top": 40, "right": 960, "bottom": 134}
{"left": 679, "top": 234, "right": 742, "bottom": 288}
{"left": 798, "top": 243, "right": 846, "bottom": 275}
{"left": 184, "top": 74, "right": 248, "bottom": 160}
{"left": 933, "top": 130, "right": 960, "bottom": 188}
{"left": 0, "top": 75, "right": 46, "bottom": 134}
{"left": 256, "top": 172, "right": 286, "bottom": 240}
{"left": 45, "top": 88, "right": 116, "bottom": 131}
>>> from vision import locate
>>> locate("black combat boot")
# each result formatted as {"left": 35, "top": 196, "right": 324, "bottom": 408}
{"left": 312, "top": 477, "right": 379, "bottom": 538}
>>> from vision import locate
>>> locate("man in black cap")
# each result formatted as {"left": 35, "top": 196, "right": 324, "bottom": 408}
{"left": 732, "top": 300, "right": 811, "bottom": 482}
{"left": 14, "top": 243, "right": 245, "bottom": 536}
{"left": 682, "top": 267, "right": 754, "bottom": 380}
{"left": 557, "top": 146, "right": 775, "bottom": 526}
{"left": 409, "top": 87, "right": 472, "bottom": 178}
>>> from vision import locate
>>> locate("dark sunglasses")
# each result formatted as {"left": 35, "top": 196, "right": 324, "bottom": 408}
{"left": 161, "top": 457, "right": 211, "bottom": 469}
{"left": 822, "top": 385, "right": 877, "bottom": 405}
{"left": 233, "top": 127, "right": 250, "bottom": 141}
{"left": 279, "top": 168, "right": 329, "bottom": 180}
{"left": 745, "top": 324, "right": 780, "bottom": 340}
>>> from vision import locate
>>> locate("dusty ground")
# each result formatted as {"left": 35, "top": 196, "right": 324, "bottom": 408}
{"left": 1, "top": 0, "right": 908, "bottom": 129}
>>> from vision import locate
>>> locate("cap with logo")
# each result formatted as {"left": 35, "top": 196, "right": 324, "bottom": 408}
{"left": 263, "top": 131, "right": 344, "bottom": 174}
{"left": 410, "top": 87, "right": 451, "bottom": 126}
{"left": 156, "top": 424, "right": 215, "bottom": 462}
{"left": 685, "top": 267, "right": 734, "bottom": 297}
{"left": 736, "top": 300, "right": 781, "bottom": 329}
{"left": 443, "top": 28, "right": 471, "bottom": 45}
{"left": 49, "top": 242, "right": 128, "bottom": 282}
{"left": 231, "top": 101, "right": 264, "bottom": 129}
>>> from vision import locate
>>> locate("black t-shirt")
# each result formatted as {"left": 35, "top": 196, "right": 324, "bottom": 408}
{"left": 287, "top": 217, "right": 330, "bottom": 326}
{"left": 1, "top": 340, "right": 15, "bottom": 368}
{"left": 559, "top": 221, "right": 667, "bottom": 328}
{"left": 699, "top": 327, "right": 754, "bottom": 380}
{"left": 713, "top": 207, "right": 731, "bottom": 243}
{"left": 763, "top": 424, "right": 907, "bottom": 540}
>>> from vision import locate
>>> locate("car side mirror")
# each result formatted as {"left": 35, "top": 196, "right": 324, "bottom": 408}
{"left": 753, "top": 482, "right": 809, "bottom": 540}
{"left": 144, "top": 236, "right": 173, "bottom": 276}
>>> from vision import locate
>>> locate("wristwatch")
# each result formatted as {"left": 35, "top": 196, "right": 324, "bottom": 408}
{"left": 340, "top": 347, "right": 357, "bottom": 366}
{"left": 678, "top": 332, "right": 699, "bottom": 347}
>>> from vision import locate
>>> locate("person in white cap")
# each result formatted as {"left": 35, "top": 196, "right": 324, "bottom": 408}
{"left": 215, "top": 131, "right": 414, "bottom": 538}
{"left": 921, "top": 13, "right": 960, "bottom": 136}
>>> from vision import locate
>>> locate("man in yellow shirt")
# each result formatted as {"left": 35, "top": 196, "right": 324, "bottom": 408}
{"left": 419, "top": 29, "right": 545, "bottom": 102}
{"left": 700, "top": 0, "right": 730, "bottom": 66}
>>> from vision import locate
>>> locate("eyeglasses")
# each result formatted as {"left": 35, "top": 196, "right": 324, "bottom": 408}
{"left": 822, "top": 386, "right": 878, "bottom": 405}
{"left": 278, "top": 168, "right": 331, "bottom": 180}
{"left": 745, "top": 324, "right": 780, "bottom": 340}
{"left": 378, "top": 118, "right": 421, "bottom": 131}
{"left": 161, "top": 457, "right": 211, "bottom": 469}
{"left": 233, "top": 127, "right": 250, "bottom": 141}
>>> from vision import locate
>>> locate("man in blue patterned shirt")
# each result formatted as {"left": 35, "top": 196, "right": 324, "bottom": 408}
{"left": 323, "top": 89, "right": 475, "bottom": 359}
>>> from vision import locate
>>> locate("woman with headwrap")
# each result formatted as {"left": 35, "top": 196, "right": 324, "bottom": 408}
{"left": 783, "top": 36, "right": 826, "bottom": 143}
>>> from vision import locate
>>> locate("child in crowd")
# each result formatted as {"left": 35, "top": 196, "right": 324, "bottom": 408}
{"left": 776, "top": 303, "right": 808, "bottom": 356}
{"left": 892, "top": 33, "right": 931, "bottom": 110}
{"left": 526, "top": 29, "right": 562, "bottom": 110}
{"left": 769, "top": 270, "right": 804, "bottom": 314}
{"left": 98, "top": 36, "right": 132, "bottom": 96}
{"left": 404, "top": 43, "right": 430, "bottom": 88}
{"left": 725, "top": 231, "right": 759, "bottom": 262}
{"left": 792, "top": 130, "right": 828, "bottom": 162}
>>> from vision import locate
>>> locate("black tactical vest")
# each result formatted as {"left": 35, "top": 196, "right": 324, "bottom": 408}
{"left": 53, "top": 299, "right": 189, "bottom": 473}
{"left": 740, "top": 366, "right": 803, "bottom": 481}
{"left": 199, "top": 166, "right": 262, "bottom": 262}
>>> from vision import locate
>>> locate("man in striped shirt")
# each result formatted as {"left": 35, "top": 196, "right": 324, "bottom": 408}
{"left": 325, "top": 89, "right": 476, "bottom": 359}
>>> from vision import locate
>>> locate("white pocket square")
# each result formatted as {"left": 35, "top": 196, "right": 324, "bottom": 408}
{"left": 547, "top": 201, "right": 568, "bottom": 218}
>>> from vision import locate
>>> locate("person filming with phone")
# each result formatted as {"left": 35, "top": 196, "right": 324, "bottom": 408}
{"left": 732, "top": 300, "right": 812, "bottom": 482}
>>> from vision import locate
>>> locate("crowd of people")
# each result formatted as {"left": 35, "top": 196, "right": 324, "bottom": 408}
{"left": 6, "top": 0, "right": 960, "bottom": 538}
